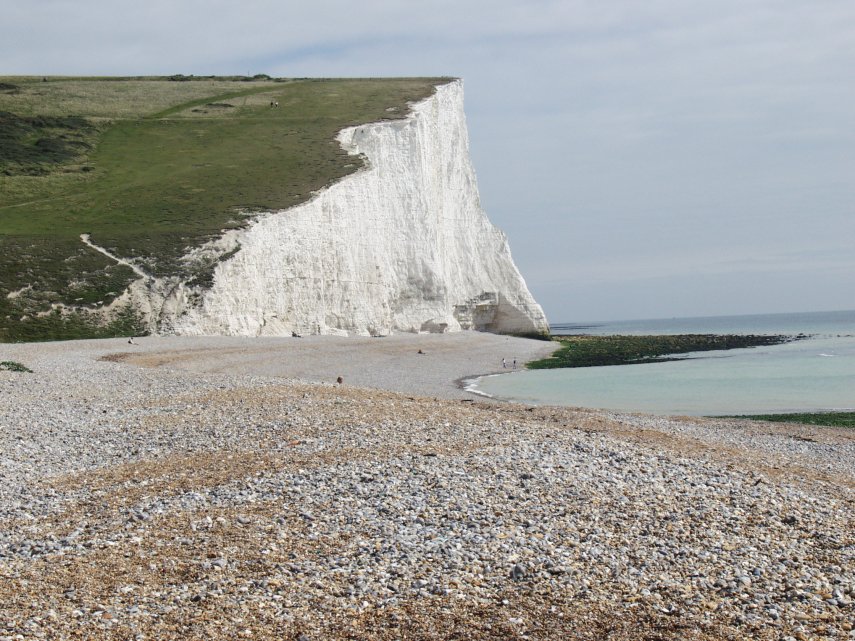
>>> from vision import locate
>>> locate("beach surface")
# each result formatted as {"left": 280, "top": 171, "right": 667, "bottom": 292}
{"left": 1, "top": 334, "right": 852, "bottom": 640}
{"left": 95, "top": 332, "right": 555, "bottom": 399}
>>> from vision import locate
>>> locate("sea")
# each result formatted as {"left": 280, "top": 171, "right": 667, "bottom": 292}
{"left": 471, "top": 310, "right": 855, "bottom": 416}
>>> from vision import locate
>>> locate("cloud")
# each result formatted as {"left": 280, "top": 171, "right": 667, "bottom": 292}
{"left": 4, "top": 0, "right": 855, "bottom": 320}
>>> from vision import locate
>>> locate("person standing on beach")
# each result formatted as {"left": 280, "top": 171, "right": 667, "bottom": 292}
{"left": 513, "top": 358, "right": 516, "bottom": 369}
{"left": 502, "top": 358, "right": 507, "bottom": 368}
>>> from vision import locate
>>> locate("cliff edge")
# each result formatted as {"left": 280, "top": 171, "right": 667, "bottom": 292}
{"left": 165, "top": 80, "right": 549, "bottom": 336}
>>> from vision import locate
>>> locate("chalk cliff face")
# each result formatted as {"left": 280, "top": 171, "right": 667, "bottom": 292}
{"left": 168, "top": 80, "right": 548, "bottom": 337}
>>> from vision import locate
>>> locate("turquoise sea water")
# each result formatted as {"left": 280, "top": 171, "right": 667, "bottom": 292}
{"left": 473, "top": 310, "right": 855, "bottom": 416}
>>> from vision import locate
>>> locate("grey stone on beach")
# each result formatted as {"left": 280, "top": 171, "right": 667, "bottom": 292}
{"left": 0, "top": 334, "right": 852, "bottom": 640}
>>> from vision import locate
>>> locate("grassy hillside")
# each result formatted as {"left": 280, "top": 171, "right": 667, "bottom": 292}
{"left": 0, "top": 76, "right": 449, "bottom": 341}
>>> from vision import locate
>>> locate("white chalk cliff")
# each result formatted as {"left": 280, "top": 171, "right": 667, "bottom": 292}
{"left": 165, "top": 80, "right": 548, "bottom": 337}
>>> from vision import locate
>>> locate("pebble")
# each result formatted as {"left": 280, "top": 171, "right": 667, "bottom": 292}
{"left": 0, "top": 339, "right": 852, "bottom": 639}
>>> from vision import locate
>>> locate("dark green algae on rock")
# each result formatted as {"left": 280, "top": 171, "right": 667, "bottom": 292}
{"left": 527, "top": 333, "right": 804, "bottom": 369}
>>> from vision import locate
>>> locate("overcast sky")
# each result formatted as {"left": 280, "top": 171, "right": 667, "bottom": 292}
{"left": 4, "top": 0, "right": 854, "bottom": 322}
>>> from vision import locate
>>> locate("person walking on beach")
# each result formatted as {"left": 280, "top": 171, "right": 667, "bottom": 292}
{"left": 502, "top": 358, "right": 507, "bottom": 368}
{"left": 513, "top": 358, "right": 516, "bottom": 369}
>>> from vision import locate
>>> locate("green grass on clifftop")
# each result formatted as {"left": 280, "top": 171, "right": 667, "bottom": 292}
{"left": 0, "top": 76, "right": 450, "bottom": 341}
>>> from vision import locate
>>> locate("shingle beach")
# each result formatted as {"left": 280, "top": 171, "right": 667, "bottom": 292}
{"left": 1, "top": 334, "right": 852, "bottom": 640}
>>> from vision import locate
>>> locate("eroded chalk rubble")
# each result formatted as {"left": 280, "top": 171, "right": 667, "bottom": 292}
{"left": 0, "top": 341, "right": 853, "bottom": 640}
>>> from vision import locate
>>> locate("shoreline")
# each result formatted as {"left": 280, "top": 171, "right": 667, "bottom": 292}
{"left": 477, "top": 331, "right": 855, "bottom": 418}
{"left": 2, "top": 332, "right": 555, "bottom": 399}
{"left": 1, "top": 333, "right": 853, "bottom": 639}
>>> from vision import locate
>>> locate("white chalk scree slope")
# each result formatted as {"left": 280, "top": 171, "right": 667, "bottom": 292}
{"left": 167, "top": 80, "right": 548, "bottom": 337}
